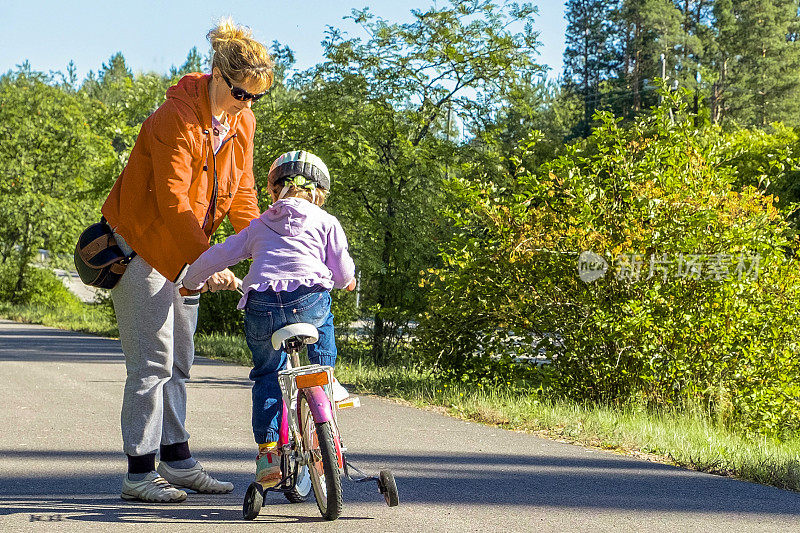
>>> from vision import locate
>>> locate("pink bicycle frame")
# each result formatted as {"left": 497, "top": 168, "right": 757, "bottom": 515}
{"left": 277, "top": 386, "right": 334, "bottom": 447}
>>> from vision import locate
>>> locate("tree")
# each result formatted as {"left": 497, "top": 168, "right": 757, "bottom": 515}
{"left": 713, "top": 0, "right": 800, "bottom": 126}
{"left": 0, "top": 68, "right": 117, "bottom": 300}
{"left": 170, "top": 47, "right": 205, "bottom": 79}
{"left": 614, "top": 0, "right": 686, "bottom": 114}
{"left": 563, "top": 0, "right": 620, "bottom": 135}
{"left": 253, "top": 0, "right": 542, "bottom": 362}
{"left": 672, "top": 0, "right": 713, "bottom": 117}
{"left": 81, "top": 53, "right": 171, "bottom": 192}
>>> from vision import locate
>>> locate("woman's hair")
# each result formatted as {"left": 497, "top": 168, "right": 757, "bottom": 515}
{"left": 207, "top": 18, "right": 274, "bottom": 93}
{"left": 270, "top": 182, "right": 328, "bottom": 207}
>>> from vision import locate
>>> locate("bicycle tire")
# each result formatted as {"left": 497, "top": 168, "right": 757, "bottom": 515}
{"left": 284, "top": 463, "right": 312, "bottom": 503}
{"left": 299, "top": 395, "right": 343, "bottom": 520}
{"left": 242, "top": 482, "right": 263, "bottom": 520}
{"left": 379, "top": 469, "right": 399, "bottom": 507}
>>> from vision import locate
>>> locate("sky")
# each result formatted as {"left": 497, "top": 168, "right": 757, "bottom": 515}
{"left": 1, "top": 1, "right": 567, "bottom": 82}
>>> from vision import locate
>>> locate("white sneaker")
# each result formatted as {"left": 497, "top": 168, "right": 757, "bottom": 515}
{"left": 157, "top": 461, "right": 234, "bottom": 494}
{"left": 121, "top": 471, "right": 187, "bottom": 503}
{"left": 332, "top": 377, "right": 349, "bottom": 402}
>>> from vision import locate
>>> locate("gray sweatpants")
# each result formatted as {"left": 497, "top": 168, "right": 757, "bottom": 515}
{"left": 111, "top": 234, "right": 199, "bottom": 457}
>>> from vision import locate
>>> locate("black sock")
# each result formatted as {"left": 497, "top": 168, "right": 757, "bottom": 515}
{"left": 127, "top": 452, "right": 156, "bottom": 474}
{"left": 160, "top": 441, "right": 191, "bottom": 462}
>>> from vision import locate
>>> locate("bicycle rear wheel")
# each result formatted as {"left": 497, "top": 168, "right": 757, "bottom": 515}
{"left": 299, "top": 394, "right": 342, "bottom": 520}
{"left": 284, "top": 463, "right": 312, "bottom": 503}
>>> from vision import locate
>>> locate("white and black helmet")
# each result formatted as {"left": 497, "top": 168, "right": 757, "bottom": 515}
{"left": 268, "top": 150, "right": 331, "bottom": 192}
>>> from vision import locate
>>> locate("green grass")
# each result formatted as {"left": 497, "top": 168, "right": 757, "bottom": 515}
{"left": 0, "top": 301, "right": 119, "bottom": 337}
{"left": 2, "top": 302, "right": 799, "bottom": 492}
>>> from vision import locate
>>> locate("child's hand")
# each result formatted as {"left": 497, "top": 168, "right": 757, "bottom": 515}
{"left": 345, "top": 278, "right": 356, "bottom": 291}
{"left": 208, "top": 268, "right": 237, "bottom": 292}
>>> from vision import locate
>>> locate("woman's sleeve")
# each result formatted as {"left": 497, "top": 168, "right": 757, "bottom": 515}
{"left": 325, "top": 218, "right": 356, "bottom": 289}
{"left": 182, "top": 224, "right": 253, "bottom": 290}
{"left": 150, "top": 104, "right": 210, "bottom": 264}
{"left": 228, "top": 117, "right": 261, "bottom": 233}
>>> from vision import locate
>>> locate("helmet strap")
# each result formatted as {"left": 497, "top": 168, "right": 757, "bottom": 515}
{"left": 277, "top": 176, "right": 318, "bottom": 202}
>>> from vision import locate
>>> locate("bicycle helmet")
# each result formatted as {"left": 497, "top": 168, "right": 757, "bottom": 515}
{"left": 268, "top": 151, "right": 331, "bottom": 201}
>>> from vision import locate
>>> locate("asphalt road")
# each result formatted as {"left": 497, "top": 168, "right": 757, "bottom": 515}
{"left": 1, "top": 319, "right": 799, "bottom": 532}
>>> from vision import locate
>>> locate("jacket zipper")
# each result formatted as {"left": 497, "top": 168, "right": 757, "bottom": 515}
{"left": 202, "top": 132, "right": 237, "bottom": 232}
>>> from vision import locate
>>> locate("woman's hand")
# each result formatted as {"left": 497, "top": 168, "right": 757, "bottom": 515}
{"left": 207, "top": 268, "right": 238, "bottom": 292}
{"left": 345, "top": 278, "right": 356, "bottom": 291}
{"left": 178, "top": 281, "right": 209, "bottom": 297}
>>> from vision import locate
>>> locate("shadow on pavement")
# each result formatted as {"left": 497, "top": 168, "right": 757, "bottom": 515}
{"left": 0, "top": 329, "right": 124, "bottom": 363}
{"left": 0, "top": 495, "right": 374, "bottom": 525}
{"left": 0, "top": 323, "right": 232, "bottom": 366}
{"left": 0, "top": 448, "right": 678, "bottom": 470}
{"left": 1, "top": 449, "right": 799, "bottom": 520}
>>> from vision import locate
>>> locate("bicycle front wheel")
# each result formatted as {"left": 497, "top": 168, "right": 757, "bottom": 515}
{"left": 299, "top": 394, "right": 342, "bottom": 520}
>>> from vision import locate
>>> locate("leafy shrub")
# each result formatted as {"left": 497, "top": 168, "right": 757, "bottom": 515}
{"left": 721, "top": 123, "right": 800, "bottom": 228}
{"left": 417, "top": 92, "right": 800, "bottom": 437}
{"left": 0, "top": 262, "right": 84, "bottom": 313}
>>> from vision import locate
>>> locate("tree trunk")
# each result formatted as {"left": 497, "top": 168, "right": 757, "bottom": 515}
{"left": 371, "top": 308, "right": 386, "bottom": 363}
{"left": 13, "top": 218, "right": 32, "bottom": 304}
{"left": 370, "top": 193, "right": 395, "bottom": 363}
{"left": 370, "top": 235, "right": 392, "bottom": 364}
{"left": 712, "top": 58, "right": 727, "bottom": 123}
{"left": 583, "top": 13, "right": 592, "bottom": 136}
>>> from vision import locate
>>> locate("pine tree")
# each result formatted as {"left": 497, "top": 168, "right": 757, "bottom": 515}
{"left": 715, "top": 0, "right": 800, "bottom": 126}
{"left": 563, "top": 0, "right": 620, "bottom": 135}
{"left": 170, "top": 47, "right": 205, "bottom": 79}
{"left": 672, "top": 0, "right": 713, "bottom": 116}
{"left": 614, "top": 0, "right": 686, "bottom": 114}
{"left": 710, "top": 0, "right": 735, "bottom": 122}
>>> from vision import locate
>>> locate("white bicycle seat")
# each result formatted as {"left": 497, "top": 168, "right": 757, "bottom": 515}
{"left": 271, "top": 323, "right": 319, "bottom": 350}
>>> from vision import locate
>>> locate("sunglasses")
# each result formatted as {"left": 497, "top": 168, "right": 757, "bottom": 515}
{"left": 221, "top": 74, "right": 267, "bottom": 102}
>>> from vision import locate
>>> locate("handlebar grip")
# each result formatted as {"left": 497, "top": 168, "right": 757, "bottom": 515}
{"left": 234, "top": 277, "right": 244, "bottom": 295}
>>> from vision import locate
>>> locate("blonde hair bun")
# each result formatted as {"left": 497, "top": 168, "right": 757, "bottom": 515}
{"left": 207, "top": 17, "right": 274, "bottom": 93}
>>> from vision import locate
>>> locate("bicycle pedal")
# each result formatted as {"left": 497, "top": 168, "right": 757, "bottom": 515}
{"left": 336, "top": 396, "right": 361, "bottom": 410}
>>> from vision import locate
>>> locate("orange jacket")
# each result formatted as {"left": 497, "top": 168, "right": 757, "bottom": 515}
{"left": 102, "top": 73, "right": 261, "bottom": 282}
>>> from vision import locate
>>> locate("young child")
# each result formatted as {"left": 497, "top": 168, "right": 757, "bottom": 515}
{"left": 182, "top": 150, "right": 356, "bottom": 488}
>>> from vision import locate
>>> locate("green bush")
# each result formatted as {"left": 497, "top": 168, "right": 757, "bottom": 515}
{"left": 197, "top": 289, "right": 244, "bottom": 336}
{"left": 0, "top": 262, "right": 83, "bottom": 313}
{"left": 417, "top": 92, "right": 800, "bottom": 437}
{"left": 721, "top": 123, "right": 800, "bottom": 228}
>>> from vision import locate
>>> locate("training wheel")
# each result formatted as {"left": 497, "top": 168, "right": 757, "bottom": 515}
{"left": 243, "top": 482, "right": 264, "bottom": 520}
{"left": 378, "top": 469, "right": 399, "bottom": 507}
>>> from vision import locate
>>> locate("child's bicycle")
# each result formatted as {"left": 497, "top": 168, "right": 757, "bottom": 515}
{"left": 241, "top": 321, "right": 400, "bottom": 521}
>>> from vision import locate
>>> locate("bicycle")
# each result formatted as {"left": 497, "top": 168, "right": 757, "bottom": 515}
{"left": 241, "top": 321, "right": 399, "bottom": 521}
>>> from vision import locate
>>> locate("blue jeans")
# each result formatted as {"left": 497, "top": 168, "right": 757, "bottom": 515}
{"left": 244, "top": 285, "right": 337, "bottom": 444}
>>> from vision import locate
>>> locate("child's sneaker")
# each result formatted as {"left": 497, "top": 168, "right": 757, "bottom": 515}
{"left": 332, "top": 378, "right": 349, "bottom": 402}
{"left": 256, "top": 442, "right": 282, "bottom": 488}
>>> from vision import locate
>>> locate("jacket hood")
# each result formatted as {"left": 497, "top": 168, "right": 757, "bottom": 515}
{"left": 165, "top": 73, "right": 214, "bottom": 129}
{"left": 259, "top": 198, "right": 319, "bottom": 237}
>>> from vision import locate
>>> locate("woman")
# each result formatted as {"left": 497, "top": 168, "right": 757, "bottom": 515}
{"left": 101, "top": 19, "right": 273, "bottom": 503}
